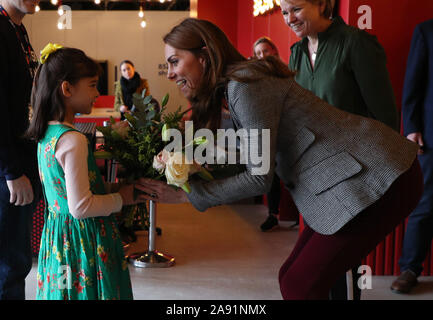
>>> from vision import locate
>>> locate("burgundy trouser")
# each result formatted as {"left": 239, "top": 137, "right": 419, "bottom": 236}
{"left": 279, "top": 159, "right": 424, "bottom": 300}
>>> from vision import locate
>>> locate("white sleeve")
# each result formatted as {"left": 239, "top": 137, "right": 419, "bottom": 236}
{"left": 55, "top": 131, "right": 123, "bottom": 219}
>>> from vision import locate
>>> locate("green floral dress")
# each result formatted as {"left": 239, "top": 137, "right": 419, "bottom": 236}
{"left": 36, "top": 124, "right": 133, "bottom": 300}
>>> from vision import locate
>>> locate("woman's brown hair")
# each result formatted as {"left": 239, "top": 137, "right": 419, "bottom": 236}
{"left": 26, "top": 48, "right": 101, "bottom": 141}
{"left": 163, "top": 18, "right": 294, "bottom": 132}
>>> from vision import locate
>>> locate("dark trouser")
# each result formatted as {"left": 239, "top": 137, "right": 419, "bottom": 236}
{"left": 329, "top": 266, "right": 361, "bottom": 300}
{"left": 398, "top": 209, "right": 433, "bottom": 276}
{"left": 278, "top": 159, "right": 423, "bottom": 299}
{"left": 267, "top": 174, "right": 281, "bottom": 215}
{"left": 0, "top": 177, "right": 40, "bottom": 300}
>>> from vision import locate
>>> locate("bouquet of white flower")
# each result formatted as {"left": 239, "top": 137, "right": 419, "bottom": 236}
{"left": 95, "top": 90, "right": 212, "bottom": 229}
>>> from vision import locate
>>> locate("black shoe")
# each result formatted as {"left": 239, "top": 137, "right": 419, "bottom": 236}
{"left": 260, "top": 215, "right": 279, "bottom": 232}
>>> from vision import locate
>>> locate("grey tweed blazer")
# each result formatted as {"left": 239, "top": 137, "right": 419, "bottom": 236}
{"left": 187, "top": 74, "right": 419, "bottom": 235}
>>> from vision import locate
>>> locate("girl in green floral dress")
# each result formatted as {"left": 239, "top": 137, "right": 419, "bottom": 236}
{"left": 26, "top": 44, "right": 147, "bottom": 300}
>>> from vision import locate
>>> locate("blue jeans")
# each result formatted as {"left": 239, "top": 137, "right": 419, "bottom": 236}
{"left": 399, "top": 209, "right": 433, "bottom": 276}
{"left": 0, "top": 177, "right": 40, "bottom": 300}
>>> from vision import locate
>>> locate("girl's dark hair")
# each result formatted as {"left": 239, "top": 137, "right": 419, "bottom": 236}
{"left": 120, "top": 60, "right": 134, "bottom": 68}
{"left": 163, "top": 18, "right": 294, "bottom": 132}
{"left": 26, "top": 47, "right": 101, "bottom": 141}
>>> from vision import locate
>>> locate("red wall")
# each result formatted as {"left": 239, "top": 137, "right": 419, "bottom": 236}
{"left": 346, "top": 0, "right": 433, "bottom": 112}
{"left": 196, "top": 0, "right": 239, "bottom": 46}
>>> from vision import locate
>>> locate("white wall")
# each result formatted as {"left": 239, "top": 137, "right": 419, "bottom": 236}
{"left": 24, "top": 10, "right": 190, "bottom": 113}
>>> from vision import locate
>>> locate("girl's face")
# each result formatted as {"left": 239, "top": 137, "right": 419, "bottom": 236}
{"left": 254, "top": 42, "right": 278, "bottom": 59}
{"left": 66, "top": 76, "right": 100, "bottom": 116}
{"left": 165, "top": 44, "right": 205, "bottom": 101}
{"left": 280, "top": 0, "right": 326, "bottom": 38}
{"left": 121, "top": 63, "right": 135, "bottom": 80}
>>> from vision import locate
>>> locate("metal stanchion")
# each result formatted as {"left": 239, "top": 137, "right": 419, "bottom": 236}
{"left": 129, "top": 200, "right": 175, "bottom": 268}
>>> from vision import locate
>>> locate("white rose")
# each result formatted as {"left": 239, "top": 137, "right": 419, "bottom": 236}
{"left": 153, "top": 149, "right": 171, "bottom": 174}
{"left": 165, "top": 152, "right": 190, "bottom": 187}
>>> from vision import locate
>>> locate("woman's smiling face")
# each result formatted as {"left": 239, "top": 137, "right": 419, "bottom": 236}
{"left": 280, "top": 0, "right": 326, "bottom": 38}
{"left": 165, "top": 44, "right": 205, "bottom": 101}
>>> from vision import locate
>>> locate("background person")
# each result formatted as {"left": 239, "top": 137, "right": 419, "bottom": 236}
{"left": 252, "top": 36, "right": 299, "bottom": 232}
{"left": 391, "top": 18, "right": 433, "bottom": 294}
{"left": 114, "top": 60, "right": 150, "bottom": 120}
{"left": 0, "top": 0, "right": 41, "bottom": 300}
{"left": 253, "top": 36, "right": 280, "bottom": 60}
{"left": 283, "top": 0, "right": 399, "bottom": 300}
{"left": 137, "top": 18, "right": 423, "bottom": 300}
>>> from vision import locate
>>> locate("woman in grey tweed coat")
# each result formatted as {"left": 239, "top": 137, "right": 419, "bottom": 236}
{"left": 137, "top": 18, "right": 423, "bottom": 299}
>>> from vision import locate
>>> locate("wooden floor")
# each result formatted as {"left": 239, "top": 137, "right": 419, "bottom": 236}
{"left": 25, "top": 203, "right": 433, "bottom": 300}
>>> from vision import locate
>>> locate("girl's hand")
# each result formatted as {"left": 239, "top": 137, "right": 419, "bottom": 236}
{"left": 135, "top": 178, "right": 189, "bottom": 204}
{"left": 118, "top": 183, "right": 148, "bottom": 205}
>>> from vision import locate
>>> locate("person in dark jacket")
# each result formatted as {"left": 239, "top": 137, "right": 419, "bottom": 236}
{"left": 392, "top": 18, "right": 433, "bottom": 294}
{"left": 114, "top": 60, "right": 150, "bottom": 120}
{"left": 0, "top": 0, "right": 41, "bottom": 300}
{"left": 252, "top": 36, "right": 300, "bottom": 232}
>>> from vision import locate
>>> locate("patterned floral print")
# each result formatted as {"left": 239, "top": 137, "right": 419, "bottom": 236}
{"left": 36, "top": 124, "right": 133, "bottom": 300}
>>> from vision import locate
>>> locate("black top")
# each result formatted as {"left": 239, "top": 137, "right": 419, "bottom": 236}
{"left": 0, "top": 14, "right": 38, "bottom": 180}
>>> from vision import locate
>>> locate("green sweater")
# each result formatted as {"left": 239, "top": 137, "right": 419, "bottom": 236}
{"left": 289, "top": 16, "right": 398, "bottom": 131}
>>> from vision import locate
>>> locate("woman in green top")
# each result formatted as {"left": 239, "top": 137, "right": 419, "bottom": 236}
{"left": 280, "top": 0, "right": 399, "bottom": 299}
{"left": 282, "top": 0, "right": 398, "bottom": 131}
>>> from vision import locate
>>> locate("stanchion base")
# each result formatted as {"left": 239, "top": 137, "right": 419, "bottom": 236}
{"left": 129, "top": 251, "right": 175, "bottom": 268}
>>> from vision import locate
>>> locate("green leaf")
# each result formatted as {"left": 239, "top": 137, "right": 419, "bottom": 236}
{"left": 193, "top": 136, "right": 208, "bottom": 145}
{"left": 161, "top": 93, "right": 169, "bottom": 107}
{"left": 111, "top": 131, "right": 122, "bottom": 140}
{"left": 181, "top": 182, "right": 191, "bottom": 193}
{"left": 146, "top": 110, "right": 156, "bottom": 121}
{"left": 143, "top": 95, "right": 153, "bottom": 105}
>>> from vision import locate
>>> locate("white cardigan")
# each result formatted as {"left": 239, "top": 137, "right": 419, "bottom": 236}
{"left": 51, "top": 121, "right": 123, "bottom": 219}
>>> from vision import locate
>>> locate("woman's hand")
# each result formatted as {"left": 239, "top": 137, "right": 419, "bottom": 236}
{"left": 119, "top": 105, "right": 128, "bottom": 113}
{"left": 135, "top": 178, "right": 189, "bottom": 204}
{"left": 407, "top": 132, "right": 424, "bottom": 155}
{"left": 118, "top": 183, "right": 148, "bottom": 205}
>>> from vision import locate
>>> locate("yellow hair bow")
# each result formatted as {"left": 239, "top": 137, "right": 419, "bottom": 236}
{"left": 40, "top": 43, "right": 63, "bottom": 64}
